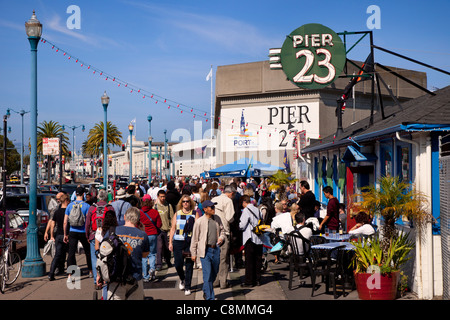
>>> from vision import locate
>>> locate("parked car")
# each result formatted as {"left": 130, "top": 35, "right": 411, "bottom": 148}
{"left": 1, "top": 184, "right": 29, "bottom": 195}
{"left": 0, "top": 210, "right": 27, "bottom": 253}
{"left": 0, "top": 193, "right": 56, "bottom": 247}
{"left": 9, "top": 175, "right": 20, "bottom": 184}
{"left": 37, "top": 184, "right": 59, "bottom": 194}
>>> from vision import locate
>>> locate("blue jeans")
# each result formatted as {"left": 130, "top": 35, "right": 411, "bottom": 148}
{"left": 201, "top": 246, "right": 220, "bottom": 300}
{"left": 142, "top": 234, "right": 158, "bottom": 280}
{"left": 262, "top": 232, "right": 272, "bottom": 254}
{"left": 90, "top": 239, "right": 97, "bottom": 283}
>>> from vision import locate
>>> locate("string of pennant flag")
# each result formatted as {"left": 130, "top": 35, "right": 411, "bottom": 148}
{"left": 40, "top": 37, "right": 211, "bottom": 121}
{"left": 39, "top": 37, "right": 317, "bottom": 140}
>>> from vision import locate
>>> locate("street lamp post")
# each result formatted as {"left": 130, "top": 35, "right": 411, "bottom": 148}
{"left": 23, "top": 10, "right": 45, "bottom": 278}
{"left": 101, "top": 91, "right": 110, "bottom": 190}
{"left": 2, "top": 115, "right": 8, "bottom": 244}
{"left": 159, "top": 146, "right": 162, "bottom": 180}
{"left": 147, "top": 115, "right": 152, "bottom": 183}
{"left": 164, "top": 129, "right": 168, "bottom": 181}
{"left": 6, "top": 108, "right": 30, "bottom": 185}
{"left": 62, "top": 124, "right": 85, "bottom": 182}
{"left": 128, "top": 123, "right": 134, "bottom": 183}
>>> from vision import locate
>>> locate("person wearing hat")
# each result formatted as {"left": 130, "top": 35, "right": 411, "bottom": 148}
{"left": 190, "top": 200, "right": 225, "bottom": 300}
{"left": 111, "top": 188, "right": 131, "bottom": 226}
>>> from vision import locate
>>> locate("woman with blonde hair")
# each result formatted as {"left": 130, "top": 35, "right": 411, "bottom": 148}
{"left": 169, "top": 195, "right": 199, "bottom": 296}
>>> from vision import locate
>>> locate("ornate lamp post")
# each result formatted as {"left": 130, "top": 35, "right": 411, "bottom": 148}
{"left": 62, "top": 124, "right": 85, "bottom": 182}
{"left": 128, "top": 123, "right": 134, "bottom": 183}
{"left": 164, "top": 129, "right": 168, "bottom": 181}
{"left": 6, "top": 108, "right": 30, "bottom": 185}
{"left": 147, "top": 115, "right": 152, "bottom": 183}
{"left": 23, "top": 10, "right": 45, "bottom": 277}
{"left": 101, "top": 91, "right": 110, "bottom": 190}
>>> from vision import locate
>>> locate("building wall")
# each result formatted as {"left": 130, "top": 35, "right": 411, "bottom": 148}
{"left": 171, "top": 139, "right": 216, "bottom": 176}
{"left": 108, "top": 137, "right": 172, "bottom": 179}
{"left": 214, "top": 60, "right": 426, "bottom": 171}
{"left": 306, "top": 131, "right": 442, "bottom": 299}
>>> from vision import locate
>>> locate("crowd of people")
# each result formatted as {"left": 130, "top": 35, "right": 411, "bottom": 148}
{"left": 43, "top": 175, "right": 375, "bottom": 300}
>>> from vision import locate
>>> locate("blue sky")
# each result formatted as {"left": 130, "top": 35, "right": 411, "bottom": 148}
{"left": 0, "top": 0, "right": 449, "bottom": 154}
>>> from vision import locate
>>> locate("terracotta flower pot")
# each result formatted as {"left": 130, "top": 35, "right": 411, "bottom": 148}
{"left": 354, "top": 271, "right": 400, "bottom": 300}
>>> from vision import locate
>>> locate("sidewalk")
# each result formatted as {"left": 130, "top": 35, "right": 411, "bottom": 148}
{"left": 0, "top": 249, "right": 288, "bottom": 301}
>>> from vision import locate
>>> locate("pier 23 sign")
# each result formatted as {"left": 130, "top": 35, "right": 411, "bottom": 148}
{"left": 270, "top": 23, "right": 346, "bottom": 89}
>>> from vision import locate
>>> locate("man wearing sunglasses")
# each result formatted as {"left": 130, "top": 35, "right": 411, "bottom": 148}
{"left": 190, "top": 200, "right": 225, "bottom": 300}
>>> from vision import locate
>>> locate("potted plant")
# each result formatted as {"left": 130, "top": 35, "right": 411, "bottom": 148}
{"left": 351, "top": 176, "right": 431, "bottom": 300}
{"left": 352, "top": 232, "right": 414, "bottom": 300}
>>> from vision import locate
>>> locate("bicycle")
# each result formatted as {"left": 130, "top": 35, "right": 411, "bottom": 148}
{"left": 0, "top": 237, "right": 22, "bottom": 293}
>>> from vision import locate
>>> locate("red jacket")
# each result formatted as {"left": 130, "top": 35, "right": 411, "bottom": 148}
{"left": 140, "top": 206, "right": 162, "bottom": 236}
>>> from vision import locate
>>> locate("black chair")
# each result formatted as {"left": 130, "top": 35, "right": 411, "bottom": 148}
{"left": 328, "top": 246, "right": 350, "bottom": 299}
{"left": 310, "top": 235, "right": 327, "bottom": 246}
{"left": 308, "top": 244, "right": 345, "bottom": 297}
{"left": 285, "top": 230, "right": 312, "bottom": 290}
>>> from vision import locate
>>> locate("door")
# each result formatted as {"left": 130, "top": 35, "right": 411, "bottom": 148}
{"left": 346, "top": 165, "right": 375, "bottom": 231}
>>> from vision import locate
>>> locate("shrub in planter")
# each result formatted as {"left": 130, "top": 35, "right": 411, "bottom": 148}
{"left": 352, "top": 232, "right": 414, "bottom": 300}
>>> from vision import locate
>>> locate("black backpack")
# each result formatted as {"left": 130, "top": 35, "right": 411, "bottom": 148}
{"left": 210, "top": 189, "right": 218, "bottom": 198}
{"left": 96, "top": 228, "right": 135, "bottom": 286}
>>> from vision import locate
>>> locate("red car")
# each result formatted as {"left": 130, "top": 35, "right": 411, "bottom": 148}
{"left": 0, "top": 210, "right": 27, "bottom": 253}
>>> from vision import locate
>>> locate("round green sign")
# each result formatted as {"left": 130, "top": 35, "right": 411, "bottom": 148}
{"left": 280, "top": 23, "right": 346, "bottom": 89}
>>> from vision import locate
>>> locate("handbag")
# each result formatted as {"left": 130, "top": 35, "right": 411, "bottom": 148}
{"left": 142, "top": 210, "right": 161, "bottom": 235}
{"left": 43, "top": 239, "right": 56, "bottom": 257}
{"left": 247, "top": 207, "right": 267, "bottom": 236}
{"left": 182, "top": 216, "right": 195, "bottom": 258}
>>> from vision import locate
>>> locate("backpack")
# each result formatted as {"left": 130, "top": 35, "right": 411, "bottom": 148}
{"left": 96, "top": 227, "right": 135, "bottom": 286}
{"left": 68, "top": 201, "right": 85, "bottom": 227}
{"left": 209, "top": 189, "right": 218, "bottom": 198}
{"left": 247, "top": 207, "right": 268, "bottom": 236}
{"left": 91, "top": 203, "right": 114, "bottom": 232}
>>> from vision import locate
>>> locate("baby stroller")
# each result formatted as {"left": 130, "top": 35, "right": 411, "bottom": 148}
{"left": 262, "top": 228, "right": 291, "bottom": 271}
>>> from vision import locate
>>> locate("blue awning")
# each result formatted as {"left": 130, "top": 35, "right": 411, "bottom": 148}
{"left": 342, "top": 145, "right": 377, "bottom": 163}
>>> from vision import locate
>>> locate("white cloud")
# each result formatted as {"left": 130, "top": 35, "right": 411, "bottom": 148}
{"left": 126, "top": 2, "right": 278, "bottom": 56}
{"left": 0, "top": 19, "right": 25, "bottom": 32}
{"left": 43, "top": 14, "right": 121, "bottom": 49}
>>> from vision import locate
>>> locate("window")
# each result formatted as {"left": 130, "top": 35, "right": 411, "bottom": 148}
{"left": 380, "top": 144, "right": 393, "bottom": 177}
{"left": 399, "top": 146, "right": 410, "bottom": 182}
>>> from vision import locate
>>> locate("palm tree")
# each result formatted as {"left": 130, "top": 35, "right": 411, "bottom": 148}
{"left": 37, "top": 120, "right": 70, "bottom": 182}
{"left": 354, "top": 176, "right": 431, "bottom": 252}
{"left": 0, "top": 136, "right": 21, "bottom": 175}
{"left": 82, "top": 121, "right": 122, "bottom": 156}
{"left": 267, "top": 170, "right": 298, "bottom": 200}
{"left": 82, "top": 121, "right": 122, "bottom": 177}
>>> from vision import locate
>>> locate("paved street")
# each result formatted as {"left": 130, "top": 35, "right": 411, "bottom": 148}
{"left": 0, "top": 248, "right": 419, "bottom": 302}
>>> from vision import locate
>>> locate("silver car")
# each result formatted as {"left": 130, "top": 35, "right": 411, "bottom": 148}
{"left": 1, "top": 193, "right": 56, "bottom": 246}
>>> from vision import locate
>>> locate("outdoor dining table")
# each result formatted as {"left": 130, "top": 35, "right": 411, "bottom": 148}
{"left": 321, "top": 233, "right": 352, "bottom": 242}
{"left": 311, "top": 241, "right": 355, "bottom": 251}
{"left": 310, "top": 241, "right": 356, "bottom": 295}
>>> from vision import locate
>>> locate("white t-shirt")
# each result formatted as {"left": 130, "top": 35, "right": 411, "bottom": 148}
{"left": 292, "top": 225, "right": 313, "bottom": 255}
{"left": 349, "top": 224, "right": 375, "bottom": 237}
{"left": 270, "top": 212, "right": 295, "bottom": 236}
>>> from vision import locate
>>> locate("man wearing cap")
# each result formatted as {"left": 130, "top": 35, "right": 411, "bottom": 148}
{"left": 111, "top": 188, "right": 131, "bottom": 226}
{"left": 63, "top": 186, "right": 92, "bottom": 282}
{"left": 190, "top": 200, "right": 225, "bottom": 300}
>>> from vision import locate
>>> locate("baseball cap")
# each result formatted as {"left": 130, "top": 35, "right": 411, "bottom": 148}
{"left": 143, "top": 194, "right": 151, "bottom": 202}
{"left": 202, "top": 200, "right": 217, "bottom": 208}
